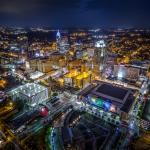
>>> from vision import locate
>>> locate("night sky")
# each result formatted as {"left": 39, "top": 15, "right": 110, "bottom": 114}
{"left": 0, "top": 0, "right": 150, "bottom": 27}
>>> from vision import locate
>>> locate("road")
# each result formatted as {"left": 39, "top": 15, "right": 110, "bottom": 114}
{"left": 0, "top": 121, "right": 23, "bottom": 150}
{"left": 99, "top": 78, "right": 140, "bottom": 90}
{"left": 19, "top": 100, "right": 73, "bottom": 144}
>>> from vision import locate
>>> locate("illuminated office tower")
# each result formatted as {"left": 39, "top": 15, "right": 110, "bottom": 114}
{"left": 95, "top": 40, "right": 107, "bottom": 72}
{"left": 56, "top": 30, "right": 61, "bottom": 44}
{"left": 56, "top": 30, "right": 69, "bottom": 53}
{"left": 56, "top": 30, "right": 61, "bottom": 51}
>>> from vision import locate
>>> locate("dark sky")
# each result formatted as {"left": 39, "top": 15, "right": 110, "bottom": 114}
{"left": 0, "top": 0, "right": 150, "bottom": 27}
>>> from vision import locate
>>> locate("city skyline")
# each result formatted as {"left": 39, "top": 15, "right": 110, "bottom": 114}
{"left": 0, "top": 1, "right": 150, "bottom": 149}
{"left": 0, "top": 26, "right": 149, "bottom": 150}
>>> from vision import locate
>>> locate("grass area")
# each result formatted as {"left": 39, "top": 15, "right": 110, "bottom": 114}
{"left": 138, "top": 102, "right": 145, "bottom": 118}
{"left": 45, "top": 127, "right": 53, "bottom": 150}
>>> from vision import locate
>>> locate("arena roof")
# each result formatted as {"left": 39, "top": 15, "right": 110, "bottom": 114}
{"left": 78, "top": 80, "right": 136, "bottom": 113}
{"left": 96, "top": 84, "right": 128, "bottom": 100}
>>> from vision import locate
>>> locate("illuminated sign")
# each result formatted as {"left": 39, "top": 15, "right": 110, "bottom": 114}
{"left": 91, "top": 97, "right": 96, "bottom": 103}
{"left": 103, "top": 101, "right": 111, "bottom": 110}
{"left": 109, "top": 105, "right": 116, "bottom": 112}
{"left": 88, "top": 96, "right": 116, "bottom": 112}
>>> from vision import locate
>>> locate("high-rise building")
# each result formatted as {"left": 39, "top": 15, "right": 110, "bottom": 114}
{"left": 56, "top": 30, "right": 61, "bottom": 44}
{"left": 56, "top": 30, "right": 69, "bottom": 53}
{"left": 95, "top": 40, "right": 107, "bottom": 72}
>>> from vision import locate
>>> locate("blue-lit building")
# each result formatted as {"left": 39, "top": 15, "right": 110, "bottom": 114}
{"left": 78, "top": 80, "right": 137, "bottom": 119}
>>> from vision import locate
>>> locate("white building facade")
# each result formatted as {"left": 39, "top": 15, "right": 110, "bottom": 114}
{"left": 10, "top": 83, "right": 48, "bottom": 107}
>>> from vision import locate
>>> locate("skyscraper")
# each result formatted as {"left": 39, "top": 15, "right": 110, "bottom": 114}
{"left": 95, "top": 40, "right": 107, "bottom": 72}
{"left": 56, "top": 30, "right": 61, "bottom": 43}
{"left": 56, "top": 30, "right": 69, "bottom": 54}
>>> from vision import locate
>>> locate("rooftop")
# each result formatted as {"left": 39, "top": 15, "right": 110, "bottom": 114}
{"left": 75, "top": 72, "right": 91, "bottom": 80}
{"left": 64, "top": 70, "right": 79, "bottom": 78}
{"left": 29, "top": 71, "right": 44, "bottom": 80}
{"left": 11, "top": 83, "right": 47, "bottom": 97}
{"left": 96, "top": 84, "right": 128, "bottom": 100}
{"left": 78, "top": 80, "right": 136, "bottom": 113}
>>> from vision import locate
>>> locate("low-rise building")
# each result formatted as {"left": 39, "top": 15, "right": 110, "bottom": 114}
{"left": 10, "top": 83, "right": 48, "bottom": 107}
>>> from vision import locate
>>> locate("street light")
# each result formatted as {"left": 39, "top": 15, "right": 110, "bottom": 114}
{"left": 9, "top": 102, "right": 13, "bottom": 106}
